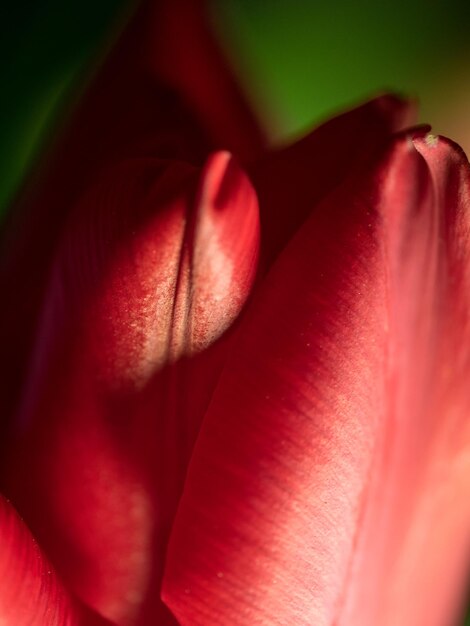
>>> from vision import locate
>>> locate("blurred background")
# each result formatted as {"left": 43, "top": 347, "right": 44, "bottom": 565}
{"left": 1, "top": 0, "right": 470, "bottom": 620}
{"left": 1, "top": 0, "right": 470, "bottom": 220}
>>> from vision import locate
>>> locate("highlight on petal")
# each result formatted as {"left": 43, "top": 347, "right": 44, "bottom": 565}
{"left": 164, "top": 150, "right": 261, "bottom": 361}
{"left": 0, "top": 0, "right": 265, "bottom": 447}
{"left": 252, "top": 93, "right": 416, "bottom": 267}
{"left": 162, "top": 132, "right": 470, "bottom": 626}
{"left": 0, "top": 495, "right": 110, "bottom": 626}
{"left": 2, "top": 153, "right": 259, "bottom": 626}
{"left": 335, "top": 134, "right": 470, "bottom": 626}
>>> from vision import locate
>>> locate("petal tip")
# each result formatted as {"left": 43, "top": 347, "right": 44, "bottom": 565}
{"left": 197, "top": 151, "right": 259, "bottom": 234}
{"left": 369, "top": 92, "right": 418, "bottom": 130}
{"left": 201, "top": 151, "right": 238, "bottom": 212}
{"left": 413, "top": 133, "right": 470, "bottom": 167}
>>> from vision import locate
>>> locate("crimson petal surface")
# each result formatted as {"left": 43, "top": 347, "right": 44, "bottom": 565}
{"left": 3, "top": 152, "right": 259, "bottom": 626}
{"left": 0, "top": 495, "right": 112, "bottom": 626}
{"left": 162, "top": 132, "right": 470, "bottom": 626}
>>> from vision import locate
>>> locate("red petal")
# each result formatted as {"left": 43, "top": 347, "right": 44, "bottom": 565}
{"left": 3, "top": 153, "right": 259, "bottom": 625}
{"left": 148, "top": 0, "right": 266, "bottom": 161}
{"left": 0, "top": 0, "right": 265, "bottom": 444}
{"left": 335, "top": 135, "right": 470, "bottom": 626}
{"left": 0, "top": 494, "right": 111, "bottom": 626}
{"left": 252, "top": 93, "right": 416, "bottom": 267}
{"left": 162, "top": 133, "right": 470, "bottom": 626}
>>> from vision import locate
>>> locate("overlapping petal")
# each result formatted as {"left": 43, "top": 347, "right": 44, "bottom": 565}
{"left": 252, "top": 93, "right": 416, "bottom": 266}
{"left": 0, "top": 494, "right": 111, "bottom": 626}
{"left": 3, "top": 152, "right": 259, "bottom": 626}
{"left": 162, "top": 132, "right": 470, "bottom": 626}
{"left": 0, "top": 0, "right": 265, "bottom": 441}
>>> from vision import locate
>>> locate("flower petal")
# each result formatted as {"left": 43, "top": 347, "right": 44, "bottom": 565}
{"left": 335, "top": 135, "right": 470, "bottom": 626}
{"left": 252, "top": 93, "right": 416, "bottom": 267}
{"left": 162, "top": 132, "right": 470, "bottom": 626}
{"left": 0, "top": 0, "right": 265, "bottom": 443}
{"left": 0, "top": 494, "right": 111, "bottom": 626}
{"left": 3, "top": 153, "right": 259, "bottom": 626}
{"left": 148, "top": 0, "right": 266, "bottom": 161}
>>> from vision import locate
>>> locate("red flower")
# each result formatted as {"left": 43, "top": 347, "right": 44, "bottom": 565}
{"left": 1, "top": 2, "right": 470, "bottom": 626}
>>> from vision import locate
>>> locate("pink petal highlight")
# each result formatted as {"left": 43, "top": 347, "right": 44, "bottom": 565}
{"left": 335, "top": 135, "right": 470, "bottom": 626}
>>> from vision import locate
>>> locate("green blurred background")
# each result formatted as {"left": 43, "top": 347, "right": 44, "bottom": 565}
{"left": 1, "top": 0, "right": 470, "bottom": 619}
{"left": 1, "top": 0, "right": 470, "bottom": 220}
{"left": 2, "top": 0, "right": 470, "bottom": 219}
